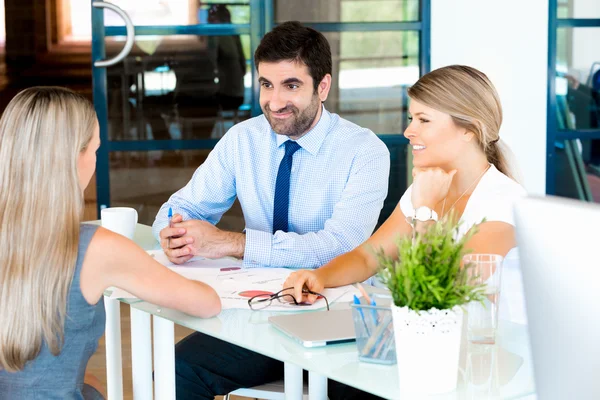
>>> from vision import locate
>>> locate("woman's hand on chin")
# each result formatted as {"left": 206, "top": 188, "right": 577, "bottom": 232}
{"left": 411, "top": 167, "right": 456, "bottom": 208}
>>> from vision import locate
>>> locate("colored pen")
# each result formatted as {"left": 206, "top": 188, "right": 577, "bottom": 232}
{"left": 354, "top": 295, "right": 371, "bottom": 336}
{"left": 362, "top": 314, "right": 392, "bottom": 357}
{"left": 370, "top": 298, "right": 379, "bottom": 326}
{"left": 354, "top": 282, "right": 379, "bottom": 324}
{"left": 354, "top": 282, "right": 373, "bottom": 304}
{"left": 167, "top": 207, "right": 173, "bottom": 249}
{"left": 375, "top": 323, "right": 395, "bottom": 360}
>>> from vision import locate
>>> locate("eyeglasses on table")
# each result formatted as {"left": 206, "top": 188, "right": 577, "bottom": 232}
{"left": 248, "top": 287, "right": 330, "bottom": 311}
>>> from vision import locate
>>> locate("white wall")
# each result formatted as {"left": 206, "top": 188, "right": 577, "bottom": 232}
{"left": 572, "top": 0, "right": 600, "bottom": 18}
{"left": 431, "top": 0, "right": 549, "bottom": 195}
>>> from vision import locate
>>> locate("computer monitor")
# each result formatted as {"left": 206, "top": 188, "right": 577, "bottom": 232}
{"left": 515, "top": 196, "right": 600, "bottom": 400}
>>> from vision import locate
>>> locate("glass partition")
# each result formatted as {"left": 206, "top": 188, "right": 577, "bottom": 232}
{"left": 323, "top": 30, "right": 419, "bottom": 134}
{"left": 549, "top": 1, "right": 600, "bottom": 202}
{"left": 109, "top": 150, "right": 245, "bottom": 227}
{"left": 92, "top": 0, "right": 430, "bottom": 219}
{"left": 102, "top": 0, "right": 250, "bottom": 26}
{"left": 275, "top": 0, "right": 419, "bottom": 23}
{"left": 556, "top": 27, "right": 600, "bottom": 131}
{"left": 557, "top": 0, "right": 600, "bottom": 19}
{"left": 106, "top": 34, "right": 251, "bottom": 142}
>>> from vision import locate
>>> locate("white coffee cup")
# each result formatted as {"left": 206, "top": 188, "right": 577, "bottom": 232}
{"left": 101, "top": 207, "right": 138, "bottom": 240}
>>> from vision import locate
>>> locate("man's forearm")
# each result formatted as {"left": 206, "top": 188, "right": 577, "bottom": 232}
{"left": 186, "top": 223, "right": 246, "bottom": 260}
{"left": 220, "top": 231, "right": 245, "bottom": 259}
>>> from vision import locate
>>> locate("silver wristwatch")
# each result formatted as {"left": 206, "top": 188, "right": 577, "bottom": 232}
{"left": 411, "top": 206, "right": 439, "bottom": 223}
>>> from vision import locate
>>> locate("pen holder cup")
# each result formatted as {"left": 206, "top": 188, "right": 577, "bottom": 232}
{"left": 350, "top": 302, "right": 397, "bottom": 365}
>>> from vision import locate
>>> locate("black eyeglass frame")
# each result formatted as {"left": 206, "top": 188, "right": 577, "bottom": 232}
{"left": 247, "top": 287, "right": 329, "bottom": 311}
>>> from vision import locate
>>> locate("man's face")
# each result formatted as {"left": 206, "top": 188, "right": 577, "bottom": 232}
{"left": 258, "top": 60, "right": 325, "bottom": 139}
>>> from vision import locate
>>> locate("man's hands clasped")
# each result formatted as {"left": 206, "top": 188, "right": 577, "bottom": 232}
{"left": 159, "top": 214, "right": 245, "bottom": 264}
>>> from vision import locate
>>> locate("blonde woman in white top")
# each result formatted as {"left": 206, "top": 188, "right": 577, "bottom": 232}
{"left": 284, "top": 65, "right": 527, "bottom": 301}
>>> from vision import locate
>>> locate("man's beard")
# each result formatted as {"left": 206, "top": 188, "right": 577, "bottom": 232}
{"left": 263, "top": 94, "right": 321, "bottom": 138}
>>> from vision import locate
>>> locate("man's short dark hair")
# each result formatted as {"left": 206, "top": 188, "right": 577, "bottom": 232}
{"left": 254, "top": 21, "right": 332, "bottom": 92}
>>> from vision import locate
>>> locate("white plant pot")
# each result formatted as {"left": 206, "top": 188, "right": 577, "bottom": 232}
{"left": 391, "top": 303, "right": 464, "bottom": 395}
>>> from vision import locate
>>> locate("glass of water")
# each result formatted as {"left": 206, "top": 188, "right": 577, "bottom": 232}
{"left": 464, "top": 254, "right": 503, "bottom": 344}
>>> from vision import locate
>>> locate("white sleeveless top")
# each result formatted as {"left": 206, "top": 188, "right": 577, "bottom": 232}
{"left": 399, "top": 164, "right": 527, "bottom": 238}
{"left": 398, "top": 164, "right": 528, "bottom": 324}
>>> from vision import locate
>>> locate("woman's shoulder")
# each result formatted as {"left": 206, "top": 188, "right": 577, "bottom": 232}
{"left": 85, "top": 226, "right": 134, "bottom": 262}
{"left": 467, "top": 165, "right": 527, "bottom": 226}
{"left": 480, "top": 165, "right": 527, "bottom": 200}
{"left": 80, "top": 223, "right": 100, "bottom": 240}
{"left": 76, "top": 224, "right": 101, "bottom": 265}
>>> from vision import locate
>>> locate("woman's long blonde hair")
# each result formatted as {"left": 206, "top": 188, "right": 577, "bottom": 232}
{"left": 0, "top": 87, "right": 97, "bottom": 371}
{"left": 408, "top": 65, "right": 516, "bottom": 180}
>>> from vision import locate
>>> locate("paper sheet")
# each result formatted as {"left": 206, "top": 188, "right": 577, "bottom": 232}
{"left": 149, "top": 250, "right": 243, "bottom": 269}
{"left": 108, "top": 250, "right": 358, "bottom": 311}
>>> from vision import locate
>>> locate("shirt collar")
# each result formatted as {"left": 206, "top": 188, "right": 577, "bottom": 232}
{"left": 275, "top": 105, "right": 331, "bottom": 156}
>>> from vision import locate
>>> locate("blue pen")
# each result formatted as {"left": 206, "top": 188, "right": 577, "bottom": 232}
{"left": 355, "top": 282, "right": 378, "bottom": 323}
{"left": 370, "top": 298, "right": 379, "bottom": 326}
{"left": 354, "top": 295, "right": 371, "bottom": 336}
{"left": 167, "top": 207, "right": 173, "bottom": 249}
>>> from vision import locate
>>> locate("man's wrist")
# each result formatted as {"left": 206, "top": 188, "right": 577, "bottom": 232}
{"left": 224, "top": 231, "right": 245, "bottom": 259}
{"left": 313, "top": 268, "right": 328, "bottom": 287}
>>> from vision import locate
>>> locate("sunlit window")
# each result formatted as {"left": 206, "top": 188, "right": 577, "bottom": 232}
{"left": 0, "top": 0, "right": 5, "bottom": 45}
{"left": 69, "top": 0, "right": 192, "bottom": 39}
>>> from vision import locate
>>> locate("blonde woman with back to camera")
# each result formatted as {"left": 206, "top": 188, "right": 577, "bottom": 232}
{"left": 0, "top": 87, "right": 221, "bottom": 399}
{"left": 284, "top": 65, "right": 527, "bottom": 302}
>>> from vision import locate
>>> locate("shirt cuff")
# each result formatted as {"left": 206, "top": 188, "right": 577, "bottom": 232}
{"left": 243, "top": 228, "right": 273, "bottom": 267}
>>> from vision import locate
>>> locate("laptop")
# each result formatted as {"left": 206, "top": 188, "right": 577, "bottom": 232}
{"left": 515, "top": 196, "right": 600, "bottom": 400}
{"left": 269, "top": 309, "right": 356, "bottom": 348}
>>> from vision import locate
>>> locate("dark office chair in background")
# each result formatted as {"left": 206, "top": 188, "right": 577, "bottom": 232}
{"left": 555, "top": 88, "right": 594, "bottom": 201}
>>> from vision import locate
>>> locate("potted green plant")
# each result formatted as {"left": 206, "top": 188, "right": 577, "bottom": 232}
{"left": 377, "top": 218, "right": 485, "bottom": 395}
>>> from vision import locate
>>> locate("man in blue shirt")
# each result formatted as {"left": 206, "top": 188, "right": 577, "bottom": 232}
{"left": 155, "top": 21, "right": 389, "bottom": 400}
{"left": 153, "top": 25, "right": 389, "bottom": 269}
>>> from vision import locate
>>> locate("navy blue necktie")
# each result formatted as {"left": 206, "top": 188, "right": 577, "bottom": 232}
{"left": 273, "top": 140, "right": 301, "bottom": 233}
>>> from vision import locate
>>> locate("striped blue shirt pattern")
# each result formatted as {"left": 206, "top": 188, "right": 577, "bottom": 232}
{"left": 152, "top": 107, "right": 390, "bottom": 269}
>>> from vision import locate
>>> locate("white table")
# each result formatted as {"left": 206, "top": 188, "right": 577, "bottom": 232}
{"left": 102, "top": 223, "right": 537, "bottom": 399}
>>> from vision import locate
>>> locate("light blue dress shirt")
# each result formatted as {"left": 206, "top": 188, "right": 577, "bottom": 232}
{"left": 152, "top": 107, "right": 390, "bottom": 268}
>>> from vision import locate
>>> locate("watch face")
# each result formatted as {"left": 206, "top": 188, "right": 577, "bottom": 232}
{"left": 416, "top": 207, "right": 430, "bottom": 221}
